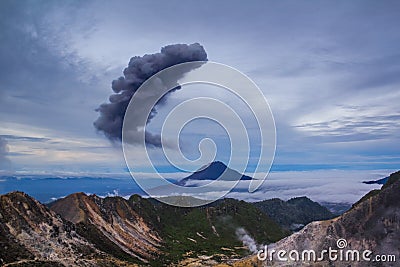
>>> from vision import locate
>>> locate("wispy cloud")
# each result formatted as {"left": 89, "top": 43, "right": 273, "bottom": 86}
{"left": 0, "top": 135, "right": 51, "bottom": 143}
{"left": 0, "top": 136, "right": 11, "bottom": 171}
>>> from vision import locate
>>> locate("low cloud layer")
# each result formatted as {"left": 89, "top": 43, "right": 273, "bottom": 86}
{"left": 94, "top": 43, "right": 207, "bottom": 146}
{"left": 147, "top": 169, "right": 388, "bottom": 204}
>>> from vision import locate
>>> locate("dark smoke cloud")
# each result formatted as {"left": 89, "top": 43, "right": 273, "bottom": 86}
{"left": 94, "top": 43, "right": 207, "bottom": 146}
{"left": 0, "top": 136, "right": 11, "bottom": 170}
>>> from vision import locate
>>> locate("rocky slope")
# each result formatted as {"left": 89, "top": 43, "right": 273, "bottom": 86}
{"left": 237, "top": 171, "right": 400, "bottom": 267}
{"left": 0, "top": 192, "right": 133, "bottom": 266}
{"left": 49, "top": 193, "right": 162, "bottom": 264}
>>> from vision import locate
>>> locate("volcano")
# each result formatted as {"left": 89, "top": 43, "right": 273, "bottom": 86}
{"left": 177, "top": 161, "right": 252, "bottom": 186}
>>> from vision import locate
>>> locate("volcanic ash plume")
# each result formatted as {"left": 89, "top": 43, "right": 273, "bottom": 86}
{"left": 94, "top": 43, "right": 207, "bottom": 147}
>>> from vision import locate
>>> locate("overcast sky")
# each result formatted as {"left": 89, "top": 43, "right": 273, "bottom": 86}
{"left": 0, "top": 0, "right": 399, "bottom": 177}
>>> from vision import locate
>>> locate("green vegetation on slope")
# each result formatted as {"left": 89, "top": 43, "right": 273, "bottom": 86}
{"left": 137, "top": 197, "right": 289, "bottom": 264}
{"left": 254, "top": 196, "right": 335, "bottom": 230}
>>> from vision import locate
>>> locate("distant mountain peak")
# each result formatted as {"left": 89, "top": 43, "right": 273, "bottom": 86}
{"left": 177, "top": 161, "right": 252, "bottom": 186}
{"left": 362, "top": 176, "right": 389, "bottom": 185}
{"left": 207, "top": 160, "right": 225, "bottom": 166}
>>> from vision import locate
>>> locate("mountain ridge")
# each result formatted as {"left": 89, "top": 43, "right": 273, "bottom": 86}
{"left": 2, "top": 170, "right": 398, "bottom": 266}
{"left": 254, "top": 196, "right": 336, "bottom": 231}
{"left": 0, "top": 191, "right": 127, "bottom": 266}
{"left": 0, "top": 190, "right": 291, "bottom": 266}
{"left": 49, "top": 192, "right": 162, "bottom": 263}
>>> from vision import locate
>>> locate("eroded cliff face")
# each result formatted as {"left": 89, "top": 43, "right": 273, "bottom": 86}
{"left": 0, "top": 192, "right": 107, "bottom": 266}
{"left": 257, "top": 171, "right": 400, "bottom": 267}
{"left": 49, "top": 193, "right": 162, "bottom": 263}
